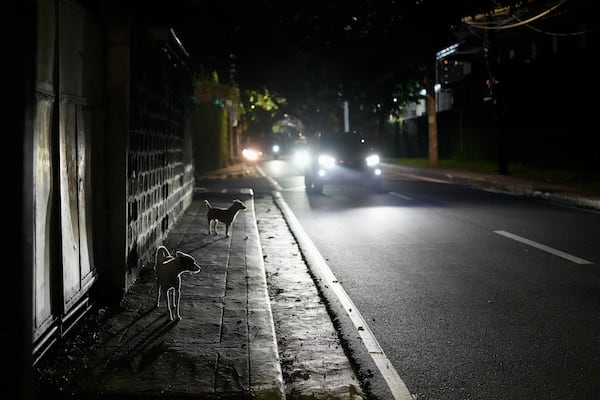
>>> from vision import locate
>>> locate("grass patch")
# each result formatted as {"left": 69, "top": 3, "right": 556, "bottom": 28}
{"left": 385, "top": 158, "right": 600, "bottom": 193}
{"left": 385, "top": 158, "right": 497, "bottom": 173}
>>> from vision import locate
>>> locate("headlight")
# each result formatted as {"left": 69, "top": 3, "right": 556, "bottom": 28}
{"left": 242, "top": 148, "right": 262, "bottom": 161}
{"left": 272, "top": 144, "right": 280, "bottom": 153}
{"left": 366, "top": 154, "right": 380, "bottom": 167}
{"left": 318, "top": 154, "right": 336, "bottom": 168}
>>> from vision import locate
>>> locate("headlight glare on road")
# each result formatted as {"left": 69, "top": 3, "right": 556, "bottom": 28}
{"left": 318, "top": 154, "right": 336, "bottom": 168}
{"left": 366, "top": 154, "right": 380, "bottom": 167}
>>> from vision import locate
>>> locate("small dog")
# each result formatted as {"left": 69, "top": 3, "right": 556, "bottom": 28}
{"left": 155, "top": 246, "right": 201, "bottom": 321}
{"left": 204, "top": 199, "right": 246, "bottom": 237}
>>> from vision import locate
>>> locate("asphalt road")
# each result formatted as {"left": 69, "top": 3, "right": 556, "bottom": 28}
{"left": 256, "top": 157, "right": 600, "bottom": 400}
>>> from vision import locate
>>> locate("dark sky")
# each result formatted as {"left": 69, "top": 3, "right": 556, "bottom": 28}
{"left": 137, "top": 1, "right": 490, "bottom": 89}
{"left": 133, "top": 0, "right": 596, "bottom": 121}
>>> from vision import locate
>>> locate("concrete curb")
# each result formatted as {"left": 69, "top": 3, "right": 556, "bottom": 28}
{"left": 243, "top": 196, "right": 286, "bottom": 399}
{"left": 271, "top": 192, "right": 399, "bottom": 400}
{"left": 385, "top": 164, "right": 600, "bottom": 212}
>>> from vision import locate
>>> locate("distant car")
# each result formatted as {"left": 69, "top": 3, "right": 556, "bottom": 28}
{"left": 303, "top": 132, "right": 383, "bottom": 194}
{"left": 241, "top": 145, "right": 263, "bottom": 162}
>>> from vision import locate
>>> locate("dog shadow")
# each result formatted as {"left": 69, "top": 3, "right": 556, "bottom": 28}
{"left": 100, "top": 297, "right": 158, "bottom": 345}
{"left": 101, "top": 274, "right": 188, "bottom": 349}
{"left": 105, "top": 315, "right": 178, "bottom": 373}
{"left": 175, "top": 235, "right": 229, "bottom": 256}
{"left": 170, "top": 232, "right": 228, "bottom": 249}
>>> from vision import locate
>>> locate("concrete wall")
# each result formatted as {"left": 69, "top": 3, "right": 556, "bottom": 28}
{"left": 126, "top": 28, "right": 194, "bottom": 288}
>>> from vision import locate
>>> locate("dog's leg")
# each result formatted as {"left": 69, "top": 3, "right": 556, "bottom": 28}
{"left": 225, "top": 223, "right": 230, "bottom": 237}
{"left": 207, "top": 218, "right": 212, "bottom": 235}
{"left": 166, "top": 288, "right": 174, "bottom": 320}
{"left": 156, "top": 285, "right": 162, "bottom": 308}
{"left": 175, "top": 285, "right": 182, "bottom": 320}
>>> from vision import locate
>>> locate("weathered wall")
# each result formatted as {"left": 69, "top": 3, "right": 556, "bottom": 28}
{"left": 126, "top": 28, "right": 195, "bottom": 282}
{"left": 30, "top": 0, "right": 195, "bottom": 365}
{"left": 32, "top": 0, "right": 104, "bottom": 362}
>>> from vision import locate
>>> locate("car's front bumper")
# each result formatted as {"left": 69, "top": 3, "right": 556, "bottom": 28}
{"left": 313, "top": 164, "right": 382, "bottom": 183}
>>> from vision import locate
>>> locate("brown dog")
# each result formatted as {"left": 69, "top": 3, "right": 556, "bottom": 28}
{"left": 155, "top": 246, "right": 201, "bottom": 320}
{"left": 204, "top": 199, "right": 246, "bottom": 237}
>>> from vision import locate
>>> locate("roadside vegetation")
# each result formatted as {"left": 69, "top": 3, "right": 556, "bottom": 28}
{"left": 385, "top": 158, "right": 600, "bottom": 193}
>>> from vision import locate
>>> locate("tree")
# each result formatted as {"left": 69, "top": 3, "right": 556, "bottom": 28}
{"left": 161, "top": 0, "right": 532, "bottom": 155}
{"left": 241, "top": 88, "right": 286, "bottom": 137}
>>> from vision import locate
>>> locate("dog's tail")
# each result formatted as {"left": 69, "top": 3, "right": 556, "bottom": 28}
{"left": 204, "top": 199, "right": 212, "bottom": 209}
{"left": 155, "top": 246, "right": 172, "bottom": 269}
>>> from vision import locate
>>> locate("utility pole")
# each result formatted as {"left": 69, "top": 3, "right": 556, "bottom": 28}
{"left": 425, "top": 72, "right": 439, "bottom": 165}
{"left": 343, "top": 100, "right": 349, "bottom": 133}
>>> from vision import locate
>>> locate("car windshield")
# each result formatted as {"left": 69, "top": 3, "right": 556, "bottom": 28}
{"left": 318, "top": 133, "right": 374, "bottom": 156}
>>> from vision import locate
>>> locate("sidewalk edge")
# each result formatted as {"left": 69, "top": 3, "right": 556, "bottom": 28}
{"left": 245, "top": 197, "right": 286, "bottom": 400}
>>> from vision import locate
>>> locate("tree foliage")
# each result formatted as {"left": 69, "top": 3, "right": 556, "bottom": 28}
{"left": 240, "top": 88, "right": 286, "bottom": 136}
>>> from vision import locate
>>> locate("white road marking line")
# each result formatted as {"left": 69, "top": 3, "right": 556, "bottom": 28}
{"left": 494, "top": 230, "right": 593, "bottom": 265}
{"left": 255, "top": 165, "right": 283, "bottom": 191}
{"left": 390, "top": 192, "right": 413, "bottom": 201}
{"left": 275, "top": 194, "right": 413, "bottom": 400}
{"left": 281, "top": 186, "right": 307, "bottom": 192}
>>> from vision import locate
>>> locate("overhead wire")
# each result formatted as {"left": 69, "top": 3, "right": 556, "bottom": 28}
{"left": 463, "top": 0, "right": 568, "bottom": 31}
{"left": 510, "top": 0, "right": 593, "bottom": 37}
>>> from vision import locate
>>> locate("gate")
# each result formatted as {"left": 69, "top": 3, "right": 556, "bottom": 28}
{"left": 32, "top": 0, "right": 103, "bottom": 363}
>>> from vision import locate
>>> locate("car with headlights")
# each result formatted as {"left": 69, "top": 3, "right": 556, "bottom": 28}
{"left": 303, "top": 132, "right": 383, "bottom": 193}
{"left": 290, "top": 139, "right": 309, "bottom": 168}
{"left": 241, "top": 146, "right": 263, "bottom": 162}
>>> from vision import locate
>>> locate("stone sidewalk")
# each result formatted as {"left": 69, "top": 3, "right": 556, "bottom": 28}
{"left": 33, "top": 187, "right": 366, "bottom": 400}
{"left": 33, "top": 191, "right": 285, "bottom": 399}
